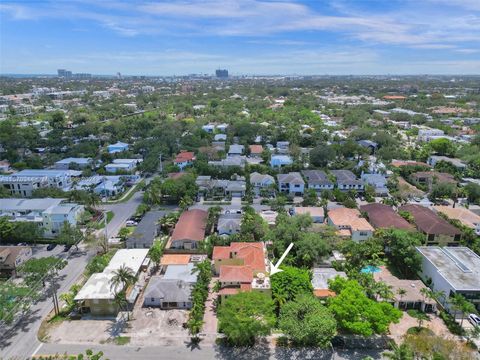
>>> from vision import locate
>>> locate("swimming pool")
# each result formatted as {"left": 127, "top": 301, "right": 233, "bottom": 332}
{"left": 361, "top": 265, "right": 381, "bottom": 274}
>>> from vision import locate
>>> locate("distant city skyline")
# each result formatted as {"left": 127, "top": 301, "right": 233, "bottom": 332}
{"left": 1, "top": 0, "right": 479, "bottom": 75}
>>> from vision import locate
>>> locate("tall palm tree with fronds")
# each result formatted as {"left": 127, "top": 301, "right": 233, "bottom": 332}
{"left": 110, "top": 265, "right": 136, "bottom": 320}
{"left": 397, "top": 288, "right": 407, "bottom": 310}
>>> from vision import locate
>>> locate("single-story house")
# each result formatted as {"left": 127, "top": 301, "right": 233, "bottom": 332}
{"left": 54, "top": 157, "right": 93, "bottom": 170}
{"left": 126, "top": 210, "right": 164, "bottom": 249}
{"left": 0, "top": 246, "right": 32, "bottom": 277}
{"left": 249, "top": 145, "right": 263, "bottom": 158}
{"left": 228, "top": 144, "right": 244, "bottom": 157}
{"left": 270, "top": 154, "right": 292, "bottom": 168}
{"left": 174, "top": 151, "right": 195, "bottom": 170}
{"left": 373, "top": 266, "right": 436, "bottom": 312}
{"left": 169, "top": 209, "right": 208, "bottom": 250}
{"left": 107, "top": 141, "right": 129, "bottom": 154}
{"left": 427, "top": 155, "right": 466, "bottom": 170}
{"left": 143, "top": 278, "right": 192, "bottom": 309}
{"left": 218, "top": 213, "right": 242, "bottom": 235}
{"left": 360, "top": 203, "right": 414, "bottom": 231}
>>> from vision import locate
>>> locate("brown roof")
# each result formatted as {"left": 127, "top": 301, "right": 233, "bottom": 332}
{"left": 360, "top": 203, "right": 414, "bottom": 230}
{"left": 294, "top": 207, "right": 325, "bottom": 218}
{"left": 313, "top": 289, "right": 336, "bottom": 298}
{"left": 249, "top": 145, "right": 263, "bottom": 154}
{"left": 390, "top": 160, "right": 429, "bottom": 168}
{"left": 171, "top": 209, "right": 208, "bottom": 242}
{"left": 174, "top": 151, "right": 195, "bottom": 163}
{"left": 398, "top": 204, "right": 461, "bottom": 236}
{"left": 373, "top": 266, "right": 435, "bottom": 304}
{"left": 167, "top": 172, "right": 187, "bottom": 180}
{"left": 411, "top": 171, "right": 456, "bottom": 184}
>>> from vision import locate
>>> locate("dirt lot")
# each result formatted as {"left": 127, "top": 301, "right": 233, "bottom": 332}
{"left": 389, "top": 311, "right": 452, "bottom": 343}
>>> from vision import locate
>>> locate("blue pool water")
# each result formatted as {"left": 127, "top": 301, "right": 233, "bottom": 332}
{"left": 361, "top": 265, "right": 381, "bottom": 274}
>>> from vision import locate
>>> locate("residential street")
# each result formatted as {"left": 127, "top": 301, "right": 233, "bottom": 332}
{"left": 0, "top": 190, "right": 144, "bottom": 360}
{"left": 33, "top": 342, "right": 385, "bottom": 360}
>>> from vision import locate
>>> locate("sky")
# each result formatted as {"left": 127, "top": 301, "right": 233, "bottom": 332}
{"left": 0, "top": 0, "right": 479, "bottom": 76}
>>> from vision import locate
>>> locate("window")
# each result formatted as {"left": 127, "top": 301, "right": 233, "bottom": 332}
{"left": 151, "top": 297, "right": 155, "bottom": 302}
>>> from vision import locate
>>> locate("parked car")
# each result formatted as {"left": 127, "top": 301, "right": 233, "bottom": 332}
{"left": 63, "top": 244, "right": 72, "bottom": 252}
{"left": 47, "top": 244, "right": 57, "bottom": 251}
{"left": 469, "top": 313, "right": 480, "bottom": 327}
{"left": 126, "top": 220, "right": 138, "bottom": 227}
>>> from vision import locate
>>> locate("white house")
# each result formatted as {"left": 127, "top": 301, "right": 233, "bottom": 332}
{"left": 0, "top": 198, "right": 84, "bottom": 238}
{"left": 270, "top": 154, "right": 293, "bottom": 168}
{"left": 107, "top": 141, "right": 129, "bottom": 154}
{"left": 416, "top": 247, "right": 480, "bottom": 312}
{"left": 55, "top": 157, "right": 93, "bottom": 170}
{"left": 0, "top": 169, "right": 72, "bottom": 197}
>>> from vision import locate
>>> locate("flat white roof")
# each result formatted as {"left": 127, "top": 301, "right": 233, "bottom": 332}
{"left": 104, "top": 249, "right": 149, "bottom": 275}
{"left": 417, "top": 246, "right": 480, "bottom": 291}
{"left": 74, "top": 272, "right": 117, "bottom": 300}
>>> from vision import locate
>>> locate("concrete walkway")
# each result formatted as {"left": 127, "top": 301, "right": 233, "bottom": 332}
{"left": 202, "top": 277, "right": 219, "bottom": 335}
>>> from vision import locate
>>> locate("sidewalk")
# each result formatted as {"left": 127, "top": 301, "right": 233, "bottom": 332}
{"left": 202, "top": 277, "right": 218, "bottom": 335}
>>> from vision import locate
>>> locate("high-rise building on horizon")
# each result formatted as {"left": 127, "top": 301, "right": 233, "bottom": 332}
{"left": 215, "top": 69, "right": 228, "bottom": 78}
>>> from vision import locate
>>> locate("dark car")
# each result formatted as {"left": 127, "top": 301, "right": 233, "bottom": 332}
{"left": 47, "top": 244, "right": 57, "bottom": 251}
{"left": 63, "top": 244, "right": 72, "bottom": 252}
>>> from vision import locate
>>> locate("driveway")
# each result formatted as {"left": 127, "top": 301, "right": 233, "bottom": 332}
{"left": 202, "top": 277, "right": 219, "bottom": 335}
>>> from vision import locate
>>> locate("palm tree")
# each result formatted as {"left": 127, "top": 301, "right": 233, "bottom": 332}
{"left": 110, "top": 265, "right": 136, "bottom": 320}
{"left": 397, "top": 288, "right": 407, "bottom": 310}
{"left": 450, "top": 294, "right": 476, "bottom": 327}
{"left": 383, "top": 343, "right": 414, "bottom": 360}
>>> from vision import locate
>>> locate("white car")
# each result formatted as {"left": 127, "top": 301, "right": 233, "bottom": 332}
{"left": 126, "top": 220, "right": 138, "bottom": 227}
{"left": 468, "top": 313, "right": 480, "bottom": 327}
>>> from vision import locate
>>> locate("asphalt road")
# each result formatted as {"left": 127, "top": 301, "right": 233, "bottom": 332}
{"left": 33, "top": 343, "right": 386, "bottom": 360}
{"left": 98, "top": 190, "right": 144, "bottom": 238}
{"left": 1, "top": 190, "right": 144, "bottom": 360}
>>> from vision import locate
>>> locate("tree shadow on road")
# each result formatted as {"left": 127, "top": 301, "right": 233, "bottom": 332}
{"left": 0, "top": 308, "right": 42, "bottom": 351}
{"left": 214, "top": 338, "right": 271, "bottom": 360}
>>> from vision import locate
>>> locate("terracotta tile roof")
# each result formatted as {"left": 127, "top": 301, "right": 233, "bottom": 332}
{"left": 240, "top": 283, "right": 252, "bottom": 291}
{"left": 213, "top": 242, "right": 266, "bottom": 273}
{"left": 174, "top": 151, "right": 195, "bottom": 163}
{"left": 383, "top": 95, "right": 406, "bottom": 100}
{"left": 328, "top": 208, "right": 374, "bottom": 232}
{"left": 360, "top": 203, "right": 414, "bottom": 230}
{"left": 160, "top": 254, "right": 191, "bottom": 266}
{"left": 313, "top": 289, "right": 336, "bottom": 297}
{"left": 399, "top": 204, "right": 461, "bottom": 236}
{"left": 294, "top": 207, "right": 325, "bottom": 218}
{"left": 220, "top": 266, "right": 253, "bottom": 283}
{"left": 249, "top": 145, "right": 263, "bottom": 154}
{"left": 171, "top": 209, "right": 208, "bottom": 242}
{"left": 391, "top": 160, "right": 429, "bottom": 168}
{"left": 433, "top": 206, "right": 480, "bottom": 230}
{"left": 219, "top": 288, "right": 240, "bottom": 295}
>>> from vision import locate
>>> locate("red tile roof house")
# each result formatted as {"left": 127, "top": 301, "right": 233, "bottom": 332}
{"left": 169, "top": 209, "right": 208, "bottom": 250}
{"left": 360, "top": 203, "right": 415, "bottom": 231}
{"left": 213, "top": 242, "right": 271, "bottom": 301}
{"left": 248, "top": 145, "right": 264, "bottom": 158}
{"left": 174, "top": 151, "right": 196, "bottom": 171}
{"left": 398, "top": 204, "right": 461, "bottom": 246}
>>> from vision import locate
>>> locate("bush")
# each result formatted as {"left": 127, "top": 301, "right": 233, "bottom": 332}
{"left": 186, "top": 261, "right": 212, "bottom": 336}
{"left": 439, "top": 310, "right": 464, "bottom": 336}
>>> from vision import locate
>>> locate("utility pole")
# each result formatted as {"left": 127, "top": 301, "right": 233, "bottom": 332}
{"left": 159, "top": 153, "right": 163, "bottom": 174}
{"left": 50, "top": 273, "right": 59, "bottom": 316}
{"left": 103, "top": 176, "right": 109, "bottom": 252}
